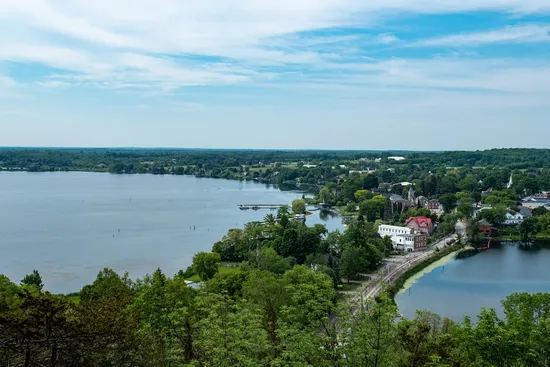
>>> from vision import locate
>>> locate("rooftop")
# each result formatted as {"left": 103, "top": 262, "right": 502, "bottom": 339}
{"left": 405, "top": 216, "right": 432, "bottom": 227}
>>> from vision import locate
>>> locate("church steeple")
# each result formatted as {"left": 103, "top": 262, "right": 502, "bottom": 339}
{"left": 506, "top": 173, "right": 513, "bottom": 189}
{"left": 408, "top": 186, "right": 415, "bottom": 202}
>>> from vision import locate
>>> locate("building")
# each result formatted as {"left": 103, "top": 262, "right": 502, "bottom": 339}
{"left": 405, "top": 216, "right": 433, "bottom": 235}
{"left": 378, "top": 224, "right": 412, "bottom": 238}
{"left": 388, "top": 156, "right": 405, "bottom": 161}
{"left": 377, "top": 224, "right": 427, "bottom": 252}
{"left": 521, "top": 196, "right": 550, "bottom": 209}
{"left": 427, "top": 200, "right": 440, "bottom": 210}
{"left": 416, "top": 196, "right": 429, "bottom": 208}
{"left": 504, "top": 210, "right": 524, "bottom": 226}
{"left": 519, "top": 207, "right": 532, "bottom": 218}
{"left": 478, "top": 219, "right": 493, "bottom": 237}
{"left": 394, "top": 233, "right": 428, "bottom": 252}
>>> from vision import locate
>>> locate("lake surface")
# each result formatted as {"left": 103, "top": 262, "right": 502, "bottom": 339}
{"left": 396, "top": 242, "right": 550, "bottom": 321}
{"left": 0, "top": 172, "right": 342, "bottom": 293}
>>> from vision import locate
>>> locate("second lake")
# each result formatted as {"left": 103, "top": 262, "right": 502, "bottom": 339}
{"left": 396, "top": 241, "right": 550, "bottom": 321}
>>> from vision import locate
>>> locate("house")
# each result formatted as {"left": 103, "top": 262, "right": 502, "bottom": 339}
{"left": 478, "top": 219, "right": 493, "bottom": 237}
{"left": 504, "top": 210, "right": 524, "bottom": 226}
{"left": 377, "top": 224, "right": 427, "bottom": 252}
{"left": 416, "top": 196, "right": 429, "bottom": 208}
{"left": 427, "top": 200, "right": 440, "bottom": 210}
{"left": 388, "top": 156, "right": 405, "bottom": 161}
{"left": 96, "top": 163, "right": 107, "bottom": 169}
{"left": 405, "top": 216, "right": 433, "bottom": 235}
{"left": 519, "top": 207, "right": 532, "bottom": 218}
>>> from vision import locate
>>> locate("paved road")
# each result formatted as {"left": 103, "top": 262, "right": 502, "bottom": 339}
{"left": 347, "top": 220, "right": 469, "bottom": 307}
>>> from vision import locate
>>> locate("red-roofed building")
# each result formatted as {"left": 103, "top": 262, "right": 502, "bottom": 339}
{"left": 405, "top": 216, "right": 433, "bottom": 235}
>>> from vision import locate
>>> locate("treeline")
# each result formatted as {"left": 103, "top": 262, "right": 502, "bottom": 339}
{"left": 3, "top": 269, "right": 550, "bottom": 366}
{"left": 3, "top": 149, "right": 550, "bottom": 192}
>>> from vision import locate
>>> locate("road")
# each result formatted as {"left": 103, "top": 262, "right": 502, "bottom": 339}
{"left": 346, "top": 220, "right": 468, "bottom": 307}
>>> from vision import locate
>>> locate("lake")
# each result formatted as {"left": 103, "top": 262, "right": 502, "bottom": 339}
{"left": 0, "top": 172, "right": 342, "bottom": 293}
{"left": 396, "top": 241, "right": 550, "bottom": 321}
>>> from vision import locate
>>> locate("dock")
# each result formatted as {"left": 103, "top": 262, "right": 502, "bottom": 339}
{"left": 239, "top": 204, "right": 287, "bottom": 210}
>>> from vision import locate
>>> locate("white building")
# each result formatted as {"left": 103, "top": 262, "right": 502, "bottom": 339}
{"left": 391, "top": 234, "right": 414, "bottom": 252}
{"left": 378, "top": 225, "right": 414, "bottom": 251}
{"left": 504, "top": 211, "right": 524, "bottom": 226}
{"left": 378, "top": 224, "right": 412, "bottom": 238}
{"left": 378, "top": 225, "right": 427, "bottom": 252}
{"left": 388, "top": 156, "right": 405, "bottom": 161}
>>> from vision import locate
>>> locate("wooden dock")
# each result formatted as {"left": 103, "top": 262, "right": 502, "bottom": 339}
{"left": 239, "top": 204, "right": 287, "bottom": 210}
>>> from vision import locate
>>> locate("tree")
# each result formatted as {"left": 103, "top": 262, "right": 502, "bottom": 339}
{"left": 359, "top": 195, "right": 386, "bottom": 222}
{"left": 477, "top": 207, "right": 507, "bottom": 227}
{"left": 20, "top": 270, "right": 43, "bottom": 291}
{"left": 456, "top": 194, "right": 474, "bottom": 219}
{"left": 250, "top": 247, "right": 291, "bottom": 275}
{"left": 355, "top": 190, "right": 370, "bottom": 203}
{"left": 243, "top": 271, "right": 286, "bottom": 346}
{"left": 519, "top": 216, "right": 540, "bottom": 240}
{"left": 264, "top": 213, "right": 276, "bottom": 225}
{"left": 340, "top": 299, "right": 399, "bottom": 367}
{"left": 340, "top": 247, "right": 370, "bottom": 282}
{"left": 292, "top": 199, "right": 306, "bottom": 214}
{"left": 192, "top": 252, "right": 221, "bottom": 281}
{"left": 532, "top": 206, "right": 548, "bottom": 216}
{"left": 439, "top": 194, "right": 458, "bottom": 213}
{"left": 364, "top": 174, "right": 379, "bottom": 190}
{"left": 459, "top": 174, "right": 478, "bottom": 193}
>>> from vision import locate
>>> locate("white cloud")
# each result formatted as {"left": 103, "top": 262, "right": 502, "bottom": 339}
{"left": 0, "top": 0, "right": 550, "bottom": 92}
{"left": 377, "top": 33, "right": 399, "bottom": 44}
{"left": 413, "top": 24, "right": 550, "bottom": 47}
{"left": 0, "top": 75, "right": 16, "bottom": 88}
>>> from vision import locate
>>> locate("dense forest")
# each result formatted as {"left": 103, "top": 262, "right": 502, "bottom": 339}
{"left": 2, "top": 267, "right": 550, "bottom": 367}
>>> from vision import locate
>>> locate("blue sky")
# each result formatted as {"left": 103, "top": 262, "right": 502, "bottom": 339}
{"left": 0, "top": 1, "right": 549, "bottom": 150}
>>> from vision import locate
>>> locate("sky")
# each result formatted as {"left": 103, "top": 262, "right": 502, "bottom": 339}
{"left": 0, "top": 0, "right": 549, "bottom": 150}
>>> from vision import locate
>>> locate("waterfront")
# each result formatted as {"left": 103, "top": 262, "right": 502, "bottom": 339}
{"left": 0, "top": 172, "right": 342, "bottom": 293}
{"left": 396, "top": 241, "right": 550, "bottom": 321}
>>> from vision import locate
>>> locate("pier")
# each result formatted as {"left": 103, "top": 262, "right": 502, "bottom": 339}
{"left": 239, "top": 204, "right": 287, "bottom": 210}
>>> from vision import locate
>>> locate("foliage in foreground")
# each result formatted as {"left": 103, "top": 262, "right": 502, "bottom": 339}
{"left": 2, "top": 267, "right": 550, "bottom": 367}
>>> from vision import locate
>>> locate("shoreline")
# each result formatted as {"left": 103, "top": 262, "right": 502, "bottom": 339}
{"left": 396, "top": 251, "right": 459, "bottom": 295}
{"left": 385, "top": 243, "right": 464, "bottom": 300}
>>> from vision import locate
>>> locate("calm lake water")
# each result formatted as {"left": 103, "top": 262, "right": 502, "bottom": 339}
{"left": 0, "top": 172, "right": 342, "bottom": 293}
{"left": 396, "top": 242, "right": 550, "bottom": 321}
